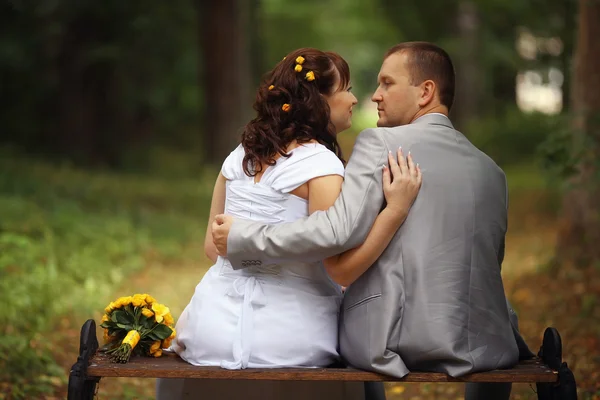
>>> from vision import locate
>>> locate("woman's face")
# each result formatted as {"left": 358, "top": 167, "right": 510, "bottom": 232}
{"left": 325, "top": 71, "right": 358, "bottom": 134}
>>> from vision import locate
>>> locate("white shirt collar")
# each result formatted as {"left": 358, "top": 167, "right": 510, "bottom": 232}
{"left": 414, "top": 112, "right": 448, "bottom": 122}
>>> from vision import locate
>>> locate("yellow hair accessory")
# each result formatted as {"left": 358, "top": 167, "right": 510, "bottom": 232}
{"left": 282, "top": 103, "right": 291, "bottom": 112}
{"left": 294, "top": 64, "right": 303, "bottom": 72}
{"left": 268, "top": 85, "right": 274, "bottom": 90}
{"left": 283, "top": 56, "right": 286, "bottom": 60}
{"left": 305, "top": 71, "right": 315, "bottom": 81}
{"left": 295, "top": 56, "right": 305, "bottom": 65}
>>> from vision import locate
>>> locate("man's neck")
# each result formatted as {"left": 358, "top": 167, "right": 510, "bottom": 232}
{"left": 409, "top": 105, "right": 448, "bottom": 123}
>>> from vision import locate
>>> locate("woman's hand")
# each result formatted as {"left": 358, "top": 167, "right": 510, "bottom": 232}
{"left": 323, "top": 147, "right": 422, "bottom": 287}
{"left": 382, "top": 147, "right": 422, "bottom": 219}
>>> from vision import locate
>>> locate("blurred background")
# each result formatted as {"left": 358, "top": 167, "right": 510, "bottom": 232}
{"left": 1, "top": 0, "right": 599, "bottom": 398}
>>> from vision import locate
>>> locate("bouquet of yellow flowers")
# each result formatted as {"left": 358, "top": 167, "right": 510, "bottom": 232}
{"left": 100, "top": 293, "right": 176, "bottom": 363}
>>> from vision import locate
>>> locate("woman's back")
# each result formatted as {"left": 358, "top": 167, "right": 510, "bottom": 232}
{"left": 171, "top": 142, "right": 345, "bottom": 370}
{"left": 220, "top": 142, "right": 344, "bottom": 283}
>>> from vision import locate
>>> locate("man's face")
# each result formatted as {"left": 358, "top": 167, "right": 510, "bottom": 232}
{"left": 371, "top": 52, "right": 421, "bottom": 127}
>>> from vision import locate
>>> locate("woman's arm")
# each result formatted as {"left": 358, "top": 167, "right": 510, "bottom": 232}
{"left": 204, "top": 172, "right": 227, "bottom": 263}
{"left": 323, "top": 149, "right": 421, "bottom": 287}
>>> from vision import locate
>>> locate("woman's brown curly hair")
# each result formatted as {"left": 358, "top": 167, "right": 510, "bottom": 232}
{"left": 241, "top": 48, "right": 350, "bottom": 177}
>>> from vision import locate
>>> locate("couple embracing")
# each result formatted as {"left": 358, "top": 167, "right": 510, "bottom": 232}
{"left": 157, "top": 42, "right": 533, "bottom": 400}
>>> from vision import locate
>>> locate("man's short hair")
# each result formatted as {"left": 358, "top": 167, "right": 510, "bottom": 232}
{"left": 385, "top": 42, "right": 455, "bottom": 111}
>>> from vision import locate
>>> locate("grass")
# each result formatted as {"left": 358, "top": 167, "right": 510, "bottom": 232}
{"left": 0, "top": 149, "right": 215, "bottom": 399}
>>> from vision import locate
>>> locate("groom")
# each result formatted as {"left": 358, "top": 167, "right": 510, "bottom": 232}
{"left": 213, "top": 42, "right": 533, "bottom": 399}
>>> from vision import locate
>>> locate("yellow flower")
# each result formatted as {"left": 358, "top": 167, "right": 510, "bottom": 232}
{"left": 114, "top": 296, "right": 133, "bottom": 308}
{"left": 101, "top": 314, "right": 110, "bottom": 323}
{"left": 282, "top": 104, "right": 291, "bottom": 112}
{"left": 162, "top": 328, "right": 176, "bottom": 349}
{"left": 162, "top": 337, "right": 173, "bottom": 349}
{"left": 295, "top": 56, "right": 305, "bottom": 65}
{"left": 144, "top": 294, "right": 156, "bottom": 305}
{"left": 152, "top": 303, "right": 170, "bottom": 323}
{"left": 141, "top": 308, "right": 154, "bottom": 318}
{"left": 104, "top": 302, "right": 116, "bottom": 314}
{"left": 153, "top": 349, "right": 163, "bottom": 358}
{"left": 268, "top": 85, "right": 274, "bottom": 90}
{"left": 294, "top": 64, "right": 302, "bottom": 72}
{"left": 132, "top": 294, "right": 147, "bottom": 307}
{"left": 114, "top": 297, "right": 125, "bottom": 306}
{"left": 163, "top": 313, "right": 174, "bottom": 326}
{"left": 305, "top": 71, "right": 315, "bottom": 81}
{"left": 103, "top": 328, "right": 112, "bottom": 343}
{"left": 150, "top": 340, "right": 161, "bottom": 354}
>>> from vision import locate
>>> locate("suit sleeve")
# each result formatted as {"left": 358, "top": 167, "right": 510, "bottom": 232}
{"left": 227, "top": 129, "right": 389, "bottom": 269}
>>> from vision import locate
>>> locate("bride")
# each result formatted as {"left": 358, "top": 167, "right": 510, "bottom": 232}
{"left": 157, "top": 48, "right": 421, "bottom": 399}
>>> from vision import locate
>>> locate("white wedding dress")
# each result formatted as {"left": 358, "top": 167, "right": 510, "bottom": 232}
{"left": 156, "top": 143, "right": 364, "bottom": 400}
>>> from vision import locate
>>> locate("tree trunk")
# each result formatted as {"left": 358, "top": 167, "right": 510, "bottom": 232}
{"left": 560, "top": 0, "right": 576, "bottom": 113}
{"left": 56, "top": 17, "right": 96, "bottom": 163}
{"left": 56, "top": 15, "right": 124, "bottom": 166}
{"left": 198, "top": 0, "right": 252, "bottom": 166}
{"left": 555, "top": 0, "right": 600, "bottom": 267}
{"left": 491, "top": 57, "right": 518, "bottom": 111}
{"left": 452, "top": 1, "right": 482, "bottom": 130}
{"left": 248, "top": 0, "right": 265, "bottom": 88}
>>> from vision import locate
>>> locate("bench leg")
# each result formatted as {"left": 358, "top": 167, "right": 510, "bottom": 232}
{"left": 68, "top": 319, "right": 101, "bottom": 400}
{"left": 536, "top": 327, "right": 578, "bottom": 400}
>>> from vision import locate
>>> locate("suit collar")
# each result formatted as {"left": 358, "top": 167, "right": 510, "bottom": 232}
{"left": 412, "top": 113, "right": 454, "bottom": 129}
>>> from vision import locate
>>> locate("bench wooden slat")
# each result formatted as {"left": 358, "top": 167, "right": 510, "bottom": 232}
{"left": 88, "top": 352, "right": 557, "bottom": 383}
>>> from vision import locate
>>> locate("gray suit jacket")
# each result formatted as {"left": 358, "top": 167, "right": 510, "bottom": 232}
{"left": 227, "top": 114, "right": 533, "bottom": 378}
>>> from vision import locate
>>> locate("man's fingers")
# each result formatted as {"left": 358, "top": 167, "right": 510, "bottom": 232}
{"left": 212, "top": 215, "right": 233, "bottom": 257}
{"left": 212, "top": 224, "right": 222, "bottom": 250}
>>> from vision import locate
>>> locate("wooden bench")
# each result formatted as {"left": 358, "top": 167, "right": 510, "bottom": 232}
{"left": 68, "top": 319, "right": 577, "bottom": 399}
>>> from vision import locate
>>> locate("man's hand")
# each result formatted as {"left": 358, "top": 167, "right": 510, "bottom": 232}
{"left": 212, "top": 214, "right": 234, "bottom": 256}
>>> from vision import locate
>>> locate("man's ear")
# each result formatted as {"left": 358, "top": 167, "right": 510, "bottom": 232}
{"left": 418, "top": 80, "right": 436, "bottom": 107}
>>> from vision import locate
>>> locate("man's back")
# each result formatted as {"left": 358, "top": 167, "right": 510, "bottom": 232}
{"left": 340, "top": 114, "right": 520, "bottom": 377}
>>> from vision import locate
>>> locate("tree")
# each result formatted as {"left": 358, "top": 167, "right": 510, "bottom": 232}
{"left": 452, "top": 1, "right": 483, "bottom": 130}
{"left": 556, "top": 0, "right": 600, "bottom": 267}
{"left": 0, "top": 1, "right": 200, "bottom": 166}
{"left": 55, "top": 5, "right": 125, "bottom": 166}
{"left": 198, "top": 0, "right": 253, "bottom": 166}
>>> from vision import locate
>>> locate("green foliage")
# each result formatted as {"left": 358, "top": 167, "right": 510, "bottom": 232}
{"left": 1, "top": 0, "right": 577, "bottom": 170}
{"left": 537, "top": 122, "right": 580, "bottom": 180}
{"left": 537, "top": 113, "right": 600, "bottom": 193}
{"left": 0, "top": 149, "right": 213, "bottom": 398}
{"left": 463, "top": 107, "right": 568, "bottom": 167}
